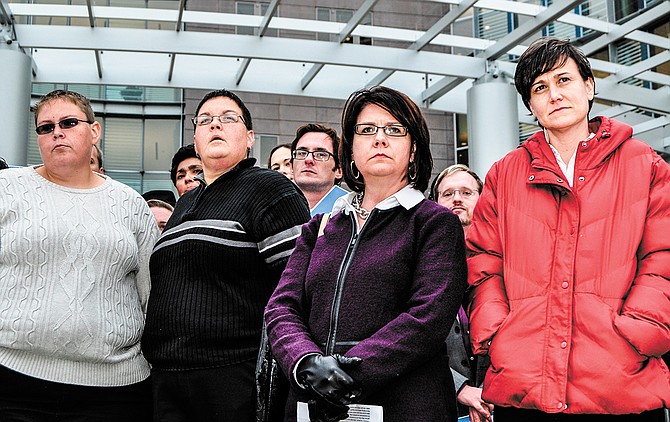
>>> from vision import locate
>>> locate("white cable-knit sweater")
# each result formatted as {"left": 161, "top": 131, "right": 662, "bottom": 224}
{"left": 0, "top": 166, "right": 158, "bottom": 387}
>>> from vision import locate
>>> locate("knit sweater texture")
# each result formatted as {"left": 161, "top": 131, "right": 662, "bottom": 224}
{"left": 142, "top": 158, "right": 310, "bottom": 370}
{"left": 0, "top": 166, "right": 158, "bottom": 387}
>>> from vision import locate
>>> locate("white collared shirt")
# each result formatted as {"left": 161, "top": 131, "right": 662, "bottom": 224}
{"left": 544, "top": 129, "right": 595, "bottom": 187}
{"left": 332, "top": 184, "right": 424, "bottom": 231}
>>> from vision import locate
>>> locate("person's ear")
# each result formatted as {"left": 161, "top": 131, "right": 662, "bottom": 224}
{"left": 585, "top": 77, "right": 595, "bottom": 101}
{"left": 90, "top": 121, "right": 102, "bottom": 145}
{"left": 246, "top": 130, "right": 255, "bottom": 150}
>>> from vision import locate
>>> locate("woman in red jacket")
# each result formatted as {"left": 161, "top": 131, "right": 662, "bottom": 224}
{"left": 467, "top": 37, "right": 670, "bottom": 421}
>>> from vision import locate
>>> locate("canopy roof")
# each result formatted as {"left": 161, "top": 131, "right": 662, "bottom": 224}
{"left": 2, "top": 0, "right": 668, "bottom": 150}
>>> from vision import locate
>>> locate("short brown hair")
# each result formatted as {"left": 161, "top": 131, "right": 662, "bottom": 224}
{"left": 514, "top": 37, "right": 595, "bottom": 112}
{"left": 429, "top": 164, "right": 483, "bottom": 201}
{"left": 147, "top": 199, "right": 174, "bottom": 212}
{"left": 290, "top": 123, "right": 341, "bottom": 169}
{"left": 34, "top": 90, "right": 95, "bottom": 125}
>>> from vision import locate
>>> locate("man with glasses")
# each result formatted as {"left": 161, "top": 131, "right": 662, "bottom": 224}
{"left": 142, "top": 89, "right": 310, "bottom": 421}
{"left": 290, "top": 123, "right": 347, "bottom": 217}
{"left": 430, "top": 164, "right": 492, "bottom": 422}
{"left": 431, "top": 164, "right": 483, "bottom": 233}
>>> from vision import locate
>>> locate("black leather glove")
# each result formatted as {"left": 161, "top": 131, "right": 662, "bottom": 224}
{"left": 297, "top": 354, "right": 362, "bottom": 406}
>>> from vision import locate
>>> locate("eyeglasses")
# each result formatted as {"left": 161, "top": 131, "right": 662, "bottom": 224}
{"left": 191, "top": 113, "right": 245, "bottom": 126}
{"left": 439, "top": 189, "right": 478, "bottom": 201}
{"left": 354, "top": 124, "right": 408, "bottom": 137}
{"left": 35, "top": 118, "right": 93, "bottom": 135}
{"left": 292, "top": 149, "right": 333, "bottom": 162}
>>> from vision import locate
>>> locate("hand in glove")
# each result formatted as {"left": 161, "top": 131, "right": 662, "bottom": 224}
{"left": 298, "top": 354, "right": 362, "bottom": 422}
{"left": 297, "top": 354, "right": 362, "bottom": 405}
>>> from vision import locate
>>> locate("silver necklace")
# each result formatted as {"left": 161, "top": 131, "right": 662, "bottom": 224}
{"left": 352, "top": 192, "right": 370, "bottom": 220}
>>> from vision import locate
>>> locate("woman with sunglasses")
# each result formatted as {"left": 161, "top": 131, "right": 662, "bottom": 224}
{"left": 265, "top": 86, "right": 468, "bottom": 422}
{"left": 0, "top": 90, "right": 158, "bottom": 421}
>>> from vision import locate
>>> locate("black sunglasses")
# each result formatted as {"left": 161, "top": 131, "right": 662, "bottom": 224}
{"left": 35, "top": 118, "right": 93, "bottom": 135}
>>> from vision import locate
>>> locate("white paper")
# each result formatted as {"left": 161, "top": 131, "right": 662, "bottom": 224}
{"left": 297, "top": 401, "right": 383, "bottom": 422}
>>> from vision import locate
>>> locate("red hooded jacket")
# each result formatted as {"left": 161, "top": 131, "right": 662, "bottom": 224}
{"left": 467, "top": 117, "right": 670, "bottom": 414}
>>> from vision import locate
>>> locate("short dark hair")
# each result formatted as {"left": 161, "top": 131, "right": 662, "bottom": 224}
{"left": 291, "top": 123, "right": 343, "bottom": 186}
{"left": 340, "top": 86, "right": 433, "bottom": 193}
{"left": 429, "top": 164, "right": 483, "bottom": 201}
{"left": 193, "top": 89, "right": 253, "bottom": 131}
{"left": 0, "top": 157, "right": 8, "bottom": 170}
{"left": 267, "top": 143, "right": 292, "bottom": 168}
{"left": 142, "top": 189, "right": 177, "bottom": 207}
{"left": 515, "top": 37, "right": 595, "bottom": 113}
{"left": 170, "top": 144, "right": 199, "bottom": 185}
{"left": 34, "top": 90, "right": 95, "bottom": 125}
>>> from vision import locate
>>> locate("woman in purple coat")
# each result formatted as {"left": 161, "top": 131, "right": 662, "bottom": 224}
{"left": 265, "top": 86, "right": 468, "bottom": 422}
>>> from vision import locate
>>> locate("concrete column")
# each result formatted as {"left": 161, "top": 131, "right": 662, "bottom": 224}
{"left": 466, "top": 65, "right": 518, "bottom": 180}
{"left": 0, "top": 48, "right": 31, "bottom": 166}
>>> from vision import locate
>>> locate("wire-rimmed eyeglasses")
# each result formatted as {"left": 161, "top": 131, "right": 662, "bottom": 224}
{"left": 439, "top": 189, "right": 478, "bottom": 201}
{"left": 354, "top": 124, "right": 408, "bottom": 137}
{"left": 192, "top": 113, "right": 245, "bottom": 126}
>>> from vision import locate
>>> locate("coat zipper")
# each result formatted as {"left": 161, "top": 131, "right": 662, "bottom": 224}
{"left": 325, "top": 210, "right": 375, "bottom": 354}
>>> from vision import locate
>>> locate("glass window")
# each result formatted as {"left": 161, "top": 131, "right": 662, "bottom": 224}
{"left": 103, "top": 117, "right": 143, "bottom": 171}
{"left": 455, "top": 114, "right": 469, "bottom": 166}
{"left": 144, "top": 119, "right": 181, "bottom": 172}
{"left": 253, "top": 135, "right": 278, "bottom": 165}
{"left": 236, "top": 2, "right": 278, "bottom": 37}
{"left": 316, "top": 8, "right": 372, "bottom": 44}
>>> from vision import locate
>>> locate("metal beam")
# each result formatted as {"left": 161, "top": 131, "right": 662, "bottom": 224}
{"left": 421, "top": 76, "right": 465, "bottom": 104}
{"left": 301, "top": 0, "right": 378, "bottom": 89}
{"left": 175, "top": 0, "right": 187, "bottom": 32}
{"left": 424, "top": 0, "right": 584, "bottom": 104}
{"left": 479, "top": 0, "right": 584, "bottom": 61}
{"left": 366, "top": 0, "right": 478, "bottom": 87}
{"left": 237, "top": 0, "right": 280, "bottom": 85}
{"left": 596, "top": 78, "right": 670, "bottom": 114}
{"left": 0, "top": 0, "right": 12, "bottom": 26}
{"left": 235, "top": 57, "right": 252, "bottom": 86}
{"left": 581, "top": 1, "right": 670, "bottom": 56}
{"left": 337, "top": 0, "right": 378, "bottom": 44}
{"left": 84, "top": 0, "right": 102, "bottom": 79}
{"left": 10, "top": 3, "right": 670, "bottom": 52}
{"left": 598, "top": 104, "right": 636, "bottom": 118}
{"left": 258, "top": 0, "right": 280, "bottom": 37}
{"left": 609, "top": 50, "right": 670, "bottom": 83}
{"left": 167, "top": 0, "right": 187, "bottom": 82}
{"left": 0, "top": 0, "right": 17, "bottom": 43}
{"left": 632, "top": 115, "right": 670, "bottom": 136}
{"left": 16, "top": 25, "right": 486, "bottom": 78}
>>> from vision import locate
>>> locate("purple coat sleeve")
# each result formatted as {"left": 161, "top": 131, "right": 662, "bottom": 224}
{"left": 265, "top": 216, "right": 324, "bottom": 388}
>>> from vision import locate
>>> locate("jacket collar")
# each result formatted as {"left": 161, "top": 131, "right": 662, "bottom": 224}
{"left": 523, "top": 117, "right": 632, "bottom": 173}
{"left": 332, "top": 184, "right": 424, "bottom": 216}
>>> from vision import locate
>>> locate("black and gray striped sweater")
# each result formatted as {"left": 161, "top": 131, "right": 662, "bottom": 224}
{"left": 142, "top": 158, "right": 310, "bottom": 370}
